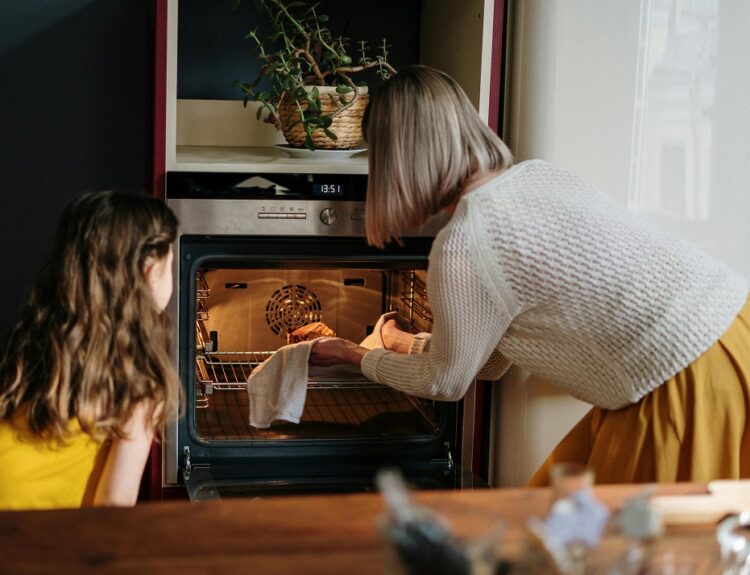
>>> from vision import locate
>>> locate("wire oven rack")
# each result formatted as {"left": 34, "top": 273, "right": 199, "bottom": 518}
{"left": 398, "top": 270, "right": 432, "bottom": 330}
{"left": 194, "top": 386, "right": 439, "bottom": 440}
{"left": 195, "top": 351, "right": 387, "bottom": 409}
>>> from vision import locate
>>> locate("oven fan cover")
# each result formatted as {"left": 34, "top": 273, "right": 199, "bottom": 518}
{"left": 265, "top": 284, "right": 323, "bottom": 335}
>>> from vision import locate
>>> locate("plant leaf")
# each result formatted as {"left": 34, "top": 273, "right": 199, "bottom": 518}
{"left": 323, "top": 128, "right": 338, "bottom": 141}
{"left": 335, "top": 85, "right": 353, "bottom": 94}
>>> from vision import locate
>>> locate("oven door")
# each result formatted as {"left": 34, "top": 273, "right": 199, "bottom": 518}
{"left": 182, "top": 458, "right": 465, "bottom": 502}
{"left": 175, "top": 236, "right": 473, "bottom": 499}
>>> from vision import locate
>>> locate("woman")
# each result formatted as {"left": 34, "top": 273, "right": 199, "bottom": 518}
{"left": 310, "top": 65, "right": 750, "bottom": 484}
{"left": 0, "top": 191, "right": 181, "bottom": 509}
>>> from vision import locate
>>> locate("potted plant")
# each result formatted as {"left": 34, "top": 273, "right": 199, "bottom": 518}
{"left": 233, "top": 0, "right": 397, "bottom": 151}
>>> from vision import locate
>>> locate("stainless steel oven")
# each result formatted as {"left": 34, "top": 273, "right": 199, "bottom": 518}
{"left": 164, "top": 171, "right": 483, "bottom": 501}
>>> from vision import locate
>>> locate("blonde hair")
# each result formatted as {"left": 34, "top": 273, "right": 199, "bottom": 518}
{"left": 0, "top": 191, "right": 182, "bottom": 441}
{"left": 364, "top": 65, "right": 513, "bottom": 248}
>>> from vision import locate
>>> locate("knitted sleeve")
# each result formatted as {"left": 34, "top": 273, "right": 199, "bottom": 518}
{"left": 408, "top": 334, "right": 512, "bottom": 381}
{"left": 360, "top": 219, "right": 515, "bottom": 400}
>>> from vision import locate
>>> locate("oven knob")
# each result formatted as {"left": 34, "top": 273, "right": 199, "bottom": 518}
{"left": 319, "top": 208, "right": 337, "bottom": 225}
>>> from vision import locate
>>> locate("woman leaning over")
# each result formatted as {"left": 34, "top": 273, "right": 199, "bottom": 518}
{"left": 310, "top": 65, "right": 750, "bottom": 484}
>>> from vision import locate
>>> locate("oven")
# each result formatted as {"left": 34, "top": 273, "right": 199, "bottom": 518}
{"left": 164, "top": 171, "right": 484, "bottom": 501}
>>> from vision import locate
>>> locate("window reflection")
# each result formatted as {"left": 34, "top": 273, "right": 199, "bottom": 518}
{"left": 629, "top": 0, "right": 718, "bottom": 221}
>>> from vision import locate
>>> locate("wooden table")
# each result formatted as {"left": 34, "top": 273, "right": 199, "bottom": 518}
{"left": 0, "top": 483, "right": 722, "bottom": 574}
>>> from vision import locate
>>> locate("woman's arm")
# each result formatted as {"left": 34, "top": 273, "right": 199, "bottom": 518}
{"left": 359, "top": 227, "right": 516, "bottom": 401}
{"left": 395, "top": 329, "right": 512, "bottom": 381}
{"left": 310, "top": 313, "right": 415, "bottom": 365}
{"left": 311, "top": 223, "right": 517, "bottom": 395}
{"left": 93, "top": 402, "right": 155, "bottom": 507}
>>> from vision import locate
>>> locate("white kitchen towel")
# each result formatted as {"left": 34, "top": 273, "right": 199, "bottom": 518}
{"left": 247, "top": 340, "right": 315, "bottom": 429}
{"left": 359, "top": 311, "right": 398, "bottom": 350}
{"left": 247, "top": 312, "right": 400, "bottom": 429}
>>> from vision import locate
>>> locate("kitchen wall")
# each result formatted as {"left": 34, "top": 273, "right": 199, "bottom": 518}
{"left": 0, "top": 0, "right": 152, "bottom": 335}
{"left": 493, "top": 0, "right": 750, "bottom": 486}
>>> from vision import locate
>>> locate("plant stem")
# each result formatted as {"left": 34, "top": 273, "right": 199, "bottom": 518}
{"left": 293, "top": 48, "right": 325, "bottom": 85}
{"left": 321, "top": 60, "right": 397, "bottom": 78}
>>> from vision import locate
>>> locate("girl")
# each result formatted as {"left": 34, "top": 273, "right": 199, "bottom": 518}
{"left": 310, "top": 65, "right": 750, "bottom": 484}
{"left": 0, "top": 191, "right": 180, "bottom": 509}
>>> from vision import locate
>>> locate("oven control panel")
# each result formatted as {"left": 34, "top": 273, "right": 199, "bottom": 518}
{"left": 253, "top": 201, "right": 364, "bottom": 232}
{"left": 169, "top": 198, "right": 388, "bottom": 237}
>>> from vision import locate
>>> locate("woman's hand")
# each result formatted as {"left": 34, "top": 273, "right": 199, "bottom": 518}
{"left": 381, "top": 318, "right": 415, "bottom": 354}
{"left": 309, "top": 337, "right": 369, "bottom": 367}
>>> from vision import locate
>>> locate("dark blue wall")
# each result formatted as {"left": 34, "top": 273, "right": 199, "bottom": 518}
{"left": 178, "top": 0, "right": 421, "bottom": 100}
{"left": 0, "top": 0, "right": 151, "bottom": 334}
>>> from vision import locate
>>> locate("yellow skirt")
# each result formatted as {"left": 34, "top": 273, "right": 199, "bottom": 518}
{"left": 528, "top": 295, "right": 750, "bottom": 486}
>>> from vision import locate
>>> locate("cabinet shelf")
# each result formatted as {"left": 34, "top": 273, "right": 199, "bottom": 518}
{"left": 174, "top": 146, "right": 368, "bottom": 175}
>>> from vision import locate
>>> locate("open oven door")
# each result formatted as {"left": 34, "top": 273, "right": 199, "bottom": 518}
{"left": 177, "top": 389, "right": 480, "bottom": 501}
{"left": 181, "top": 457, "right": 470, "bottom": 502}
{"left": 178, "top": 380, "right": 489, "bottom": 502}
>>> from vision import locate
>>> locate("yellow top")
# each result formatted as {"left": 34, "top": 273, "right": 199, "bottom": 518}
{"left": 0, "top": 413, "right": 108, "bottom": 510}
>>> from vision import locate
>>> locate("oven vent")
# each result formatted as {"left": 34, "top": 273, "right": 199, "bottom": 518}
{"left": 265, "top": 284, "right": 323, "bottom": 335}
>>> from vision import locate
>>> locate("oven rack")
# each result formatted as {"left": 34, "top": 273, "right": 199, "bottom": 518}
{"left": 195, "top": 272, "right": 210, "bottom": 322}
{"left": 196, "top": 351, "right": 384, "bottom": 394}
{"left": 194, "top": 387, "right": 439, "bottom": 440}
{"left": 398, "top": 270, "right": 432, "bottom": 325}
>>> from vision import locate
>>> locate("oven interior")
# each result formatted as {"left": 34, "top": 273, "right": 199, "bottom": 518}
{"left": 192, "top": 264, "right": 439, "bottom": 443}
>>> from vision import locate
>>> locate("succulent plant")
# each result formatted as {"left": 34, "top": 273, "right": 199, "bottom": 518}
{"left": 234, "top": 0, "right": 397, "bottom": 150}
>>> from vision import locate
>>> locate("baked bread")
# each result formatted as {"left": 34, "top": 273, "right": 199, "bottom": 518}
{"left": 286, "top": 321, "right": 336, "bottom": 344}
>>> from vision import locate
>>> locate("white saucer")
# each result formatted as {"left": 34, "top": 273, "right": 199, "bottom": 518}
{"left": 273, "top": 144, "right": 367, "bottom": 160}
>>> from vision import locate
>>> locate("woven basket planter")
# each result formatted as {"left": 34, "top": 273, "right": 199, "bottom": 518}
{"left": 278, "top": 86, "right": 368, "bottom": 150}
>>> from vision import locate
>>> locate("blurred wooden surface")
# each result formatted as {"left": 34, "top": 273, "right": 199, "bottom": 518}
{"left": 0, "top": 483, "right": 721, "bottom": 574}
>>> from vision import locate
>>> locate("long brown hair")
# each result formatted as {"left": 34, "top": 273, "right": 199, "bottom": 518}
{"left": 364, "top": 65, "right": 513, "bottom": 247}
{"left": 0, "top": 191, "right": 181, "bottom": 441}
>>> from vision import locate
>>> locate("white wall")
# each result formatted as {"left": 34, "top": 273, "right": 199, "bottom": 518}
{"left": 492, "top": 0, "right": 750, "bottom": 487}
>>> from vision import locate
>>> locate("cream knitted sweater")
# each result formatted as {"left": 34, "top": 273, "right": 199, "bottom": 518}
{"left": 361, "top": 160, "right": 748, "bottom": 409}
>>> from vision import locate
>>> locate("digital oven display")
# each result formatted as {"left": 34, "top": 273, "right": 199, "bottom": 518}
{"left": 166, "top": 172, "right": 367, "bottom": 201}
{"left": 311, "top": 183, "right": 345, "bottom": 197}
